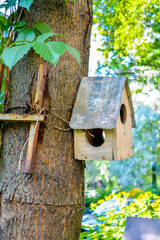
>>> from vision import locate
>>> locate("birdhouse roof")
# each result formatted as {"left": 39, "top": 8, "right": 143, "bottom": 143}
{"left": 69, "top": 76, "right": 136, "bottom": 129}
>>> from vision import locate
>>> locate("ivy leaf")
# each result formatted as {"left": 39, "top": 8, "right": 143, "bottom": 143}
{"left": 33, "top": 22, "right": 53, "bottom": 34}
{"left": 19, "top": 0, "right": 33, "bottom": 10}
{"left": 6, "top": 0, "right": 17, "bottom": 7}
{"left": 32, "top": 41, "right": 81, "bottom": 66}
{"left": 0, "top": 4, "right": 8, "bottom": 9}
{"left": 1, "top": 23, "right": 11, "bottom": 31}
{"left": 66, "top": 44, "right": 81, "bottom": 65}
{"left": 16, "top": 28, "right": 36, "bottom": 42}
{"left": 13, "top": 21, "right": 28, "bottom": 28}
{"left": 0, "top": 0, "right": 17, "bottom": 9}
{"left": 36, "top": 33, "right": 55, "bottom": 42}
{"left": 1, "top": 44, "right": 32, "bottom": 69}
{"left": 36, "top": 33, "right": 66, "bottom": 42}
{"left": 32, "top": 41, "right": 60, "bottom": 66}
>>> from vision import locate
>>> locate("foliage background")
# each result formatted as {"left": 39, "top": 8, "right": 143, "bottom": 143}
{"left": 83, "top": 0, "right": 160, "bottom": 239}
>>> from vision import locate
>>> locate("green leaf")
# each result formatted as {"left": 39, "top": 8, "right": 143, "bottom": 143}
{"left": 32, "top": 41, "right": 60, "bottom": 66}
{"left": 0, "top": 4, "right": 8, "bottom": 9}
{"left": 66, "top": 44, "right": 81, "bottom": 65}
{"left": 32, "top": 41, "right": 81, "bottom": 66}
{"left": 1, "top": 44, "right": 32, "bottom": 69}
{"left": 36, "top": 33, "right": 54, "bottom": 42}
{"left": 36, "top": 33, "right": 66, "bottom": 42}
{"left": 16, "top": 28, "right": 36, "bottom": 42}
{"left": 1, "top": 23, "right": 11, "bottom": 31}
{"left": 33, "top": 22, "right": 53, "bottom": 34}
{"left": 9, "top": 40, "right": 32, "bottom": 48}
{"left": 0, "top": 0, "right": 17, "bottom": 9}
{"left": 19, "top": 0, "right": 33, "bottom": 10}
{"left": 6, "top": 0, "right": 17, "bottom": 7}
{"left": 13, "top": 21, "right": 28, "bottom": 28}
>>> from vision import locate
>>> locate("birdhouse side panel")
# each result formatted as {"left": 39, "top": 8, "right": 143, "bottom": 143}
{"left": 74, "top": 129, "right": 113, "bottom": 161}
{"left": 114, "top": 86, "right": 133, "bottom": 160}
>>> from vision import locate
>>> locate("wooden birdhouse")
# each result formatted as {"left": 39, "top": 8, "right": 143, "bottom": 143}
{"left": 69, "top": 77, "right": 136, "bottom": 161}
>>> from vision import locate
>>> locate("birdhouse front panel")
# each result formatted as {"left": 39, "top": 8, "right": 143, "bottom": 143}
{"left": 70, "top": 77, "right": 136, "bottom": 161}
{"left": 74, "top": 129, "right": 113, "bottom": 161}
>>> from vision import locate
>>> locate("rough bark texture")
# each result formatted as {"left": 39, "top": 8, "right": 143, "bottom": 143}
{"left": 0, "top": 0, "right": 92, "bottom": 239}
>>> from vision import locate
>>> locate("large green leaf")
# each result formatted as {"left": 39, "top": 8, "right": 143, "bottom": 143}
{"left": 33, "top": 22, "right": 53, "bottom": 34}
{"left": 32, "top": 41, "right": 81, "bottom": 66}
{"left": 32, "top": 41, "right": 60, "bottom": 66}
{"left": 16, "top": 28, "right": 36, "bottom": 42}
{"left": 36, "top": 33, "right": 66, "bottom": 43}
{"left": 1, "top": 44, "right": 32, "bottom": 69}
{"left": 19, "top": 0, "right": 33, "bottom": 10}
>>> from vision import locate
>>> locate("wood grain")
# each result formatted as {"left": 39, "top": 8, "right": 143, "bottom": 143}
{"left": 74, "top": 129, "right": 113, "bottom": 161}
{"left": 114, "top": 86, "right": 133, "bottom": 160}
{"left": 24, "top": 62, "right": 47, "bottom": 174}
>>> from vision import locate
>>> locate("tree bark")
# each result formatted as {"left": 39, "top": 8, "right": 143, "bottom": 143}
{"left": 0, "top": 0, "right": 92, "bottom": 239}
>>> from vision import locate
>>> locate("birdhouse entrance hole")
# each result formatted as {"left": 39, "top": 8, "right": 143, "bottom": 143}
{"left": 120, "top": 104, "right": 127, "bottom": 124}
{"left": 86, "top": 128, "right": 105, "bottom": 147}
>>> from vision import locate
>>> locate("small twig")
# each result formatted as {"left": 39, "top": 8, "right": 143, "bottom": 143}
{"left": 3, "top": 28, "right": 13, "bottom": 51}
{"left": 3, "top": 7, "right": 24, "bottom": 51}
{"left": 82, "top": 129, "right": 95, "bottom": 138}
{"left": 24, "top": 8, "right": 30, "bottom": 26}
{"left": 54, "top": 126, "right": 70, "bottom": 131}
{"left": 16, "top": 7, "right": 24, "bottom": 22}
{"left": 45, "top": 109, "right": 95, "bottom": 137}
{"left": 45, "top": 109, "right": 70, "bottom": 124}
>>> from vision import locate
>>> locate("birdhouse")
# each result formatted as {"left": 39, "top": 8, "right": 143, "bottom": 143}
{"left": 69, "top": 76, "right": 136, "bottom": 161}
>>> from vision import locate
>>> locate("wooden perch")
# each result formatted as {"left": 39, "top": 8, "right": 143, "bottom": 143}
{"left": 23, "top": 62, "right": 47, "bottom": 174}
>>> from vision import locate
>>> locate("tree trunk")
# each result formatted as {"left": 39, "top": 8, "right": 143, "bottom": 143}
{"left": 0, "top": 0, "right": 92, "bottom": 239}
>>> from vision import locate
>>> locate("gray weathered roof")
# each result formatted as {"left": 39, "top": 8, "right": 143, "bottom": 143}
{"left": 69, "top": 76, "right": 136, "bottom": 129}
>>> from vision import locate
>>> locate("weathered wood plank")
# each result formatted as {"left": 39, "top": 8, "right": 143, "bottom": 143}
{"left": 74, "top": 129, "right": 113, "bottom": 161}
{"left": 23, "top": 62, "right": 47, "bottom": 173}
{"left": 114, "top": 86, "right": 133, "bottom": 160}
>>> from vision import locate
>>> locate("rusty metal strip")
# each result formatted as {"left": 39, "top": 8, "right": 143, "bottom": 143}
{"left": 0, "top": 113, "right": 44, "bottom": 122}
{"left": 23, "top": 62, "right": 47, "bottom": 174}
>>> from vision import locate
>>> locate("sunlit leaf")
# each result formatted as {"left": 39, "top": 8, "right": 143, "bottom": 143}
{"left": 36, "top": 32, "right": 66, "bottom": 43}
{"left": 32, "top": 41, "right": 62, "bottom": 66}
{"left": 1, "top": 44, "right": 32, "bottom": 69}
{"left": 32, "top": 41, "right": 80, "bottom": 66}
{"left": 33, "top": 22, "right": 53, "bottom": 34}
{"left": 13, "top": 21, "right": 28, "bottom": 28}
{"left": 16, "top": 28, "right": 36, "bottom": 42}
{"left": 19, "top": 0, "right": 34, "bottom": 10}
